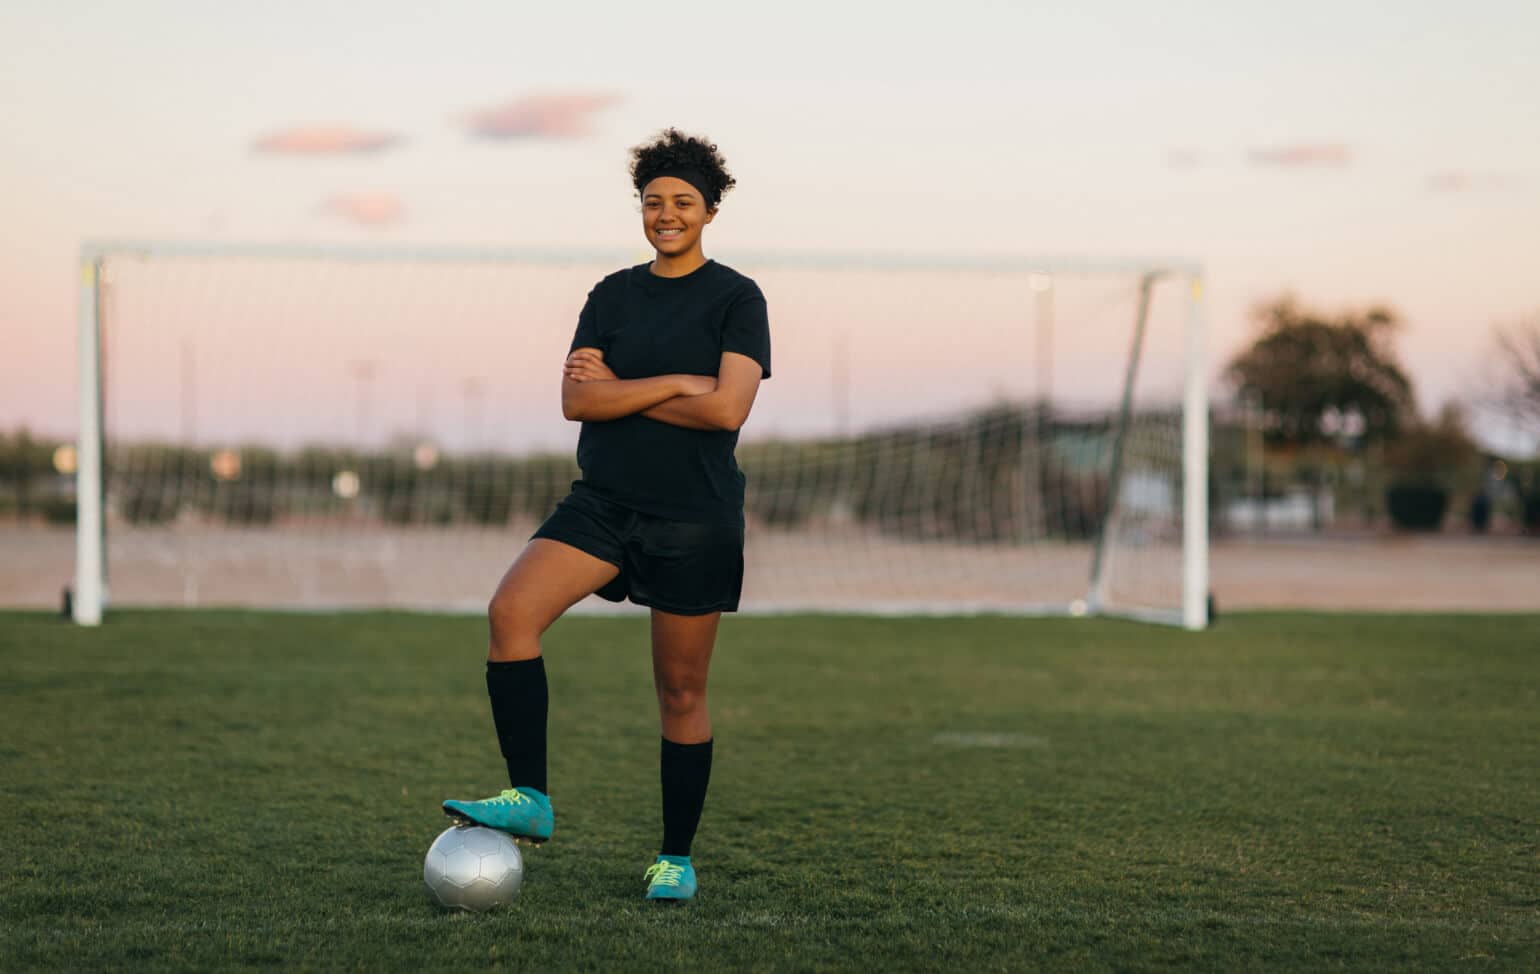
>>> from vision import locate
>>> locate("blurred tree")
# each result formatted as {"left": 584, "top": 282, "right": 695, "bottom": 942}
{"left": 1384, "top": 404, "right": 1481, "bottom": 488}
{"left": 1493, "top": 316, "right": 1540, "bottom": 436}
{"left": 1225, "top": 298, "right": 1416, "bottom": 446}
{"left": 0, "top": 428, "right": 45, "bottom": 518}
{"left": 1382, "top": 404, "right": 1482, "bottom": 531}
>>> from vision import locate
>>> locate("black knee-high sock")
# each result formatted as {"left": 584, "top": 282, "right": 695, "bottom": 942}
{"left": 660, "top": 737, "right": 713, "bottom": 857}
{"left": 486, "top": 658, "right": 548, "bottom": 795}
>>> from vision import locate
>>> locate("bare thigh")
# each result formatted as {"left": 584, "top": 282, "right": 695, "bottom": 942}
{"left": 487, "top": 539, "right": 620, "bottom": 661}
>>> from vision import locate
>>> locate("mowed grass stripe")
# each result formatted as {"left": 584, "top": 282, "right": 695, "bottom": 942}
{"left": 2, "top": 611, "right": 1537, "bottom": 971}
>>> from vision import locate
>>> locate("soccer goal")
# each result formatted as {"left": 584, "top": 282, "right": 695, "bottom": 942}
{"left": 71, "top": 242, "right": 1208, "bottom": 628}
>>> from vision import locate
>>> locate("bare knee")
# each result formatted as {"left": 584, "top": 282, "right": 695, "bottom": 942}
{"left": 487, "top": 590, "right": 541, "bottom": 660}
{"left": 656, "top": 683, "right": 706, "bottom": 719}
{"left": 487, "top": 589, "right": 517, "bottom": 632}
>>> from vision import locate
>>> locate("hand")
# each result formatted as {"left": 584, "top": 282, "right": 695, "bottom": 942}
{"left": 564, "top": 348, "right": 616, "bottom": 383}
{"left": 677, "top": 375, "right": 717, "bottom": 397}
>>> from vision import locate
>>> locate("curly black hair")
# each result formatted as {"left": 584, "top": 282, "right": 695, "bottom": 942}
{"left": 629, "top": 127, "right": 736, "bottom": 209}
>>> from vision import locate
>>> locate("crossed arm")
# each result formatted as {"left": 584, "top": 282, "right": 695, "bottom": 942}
{"left": 561, "top": 348, "right": 763, "bottom": 432}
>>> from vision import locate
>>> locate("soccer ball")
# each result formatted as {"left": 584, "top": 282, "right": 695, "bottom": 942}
{"left": 423, "top": 825, "right": 524, "bottom": 912}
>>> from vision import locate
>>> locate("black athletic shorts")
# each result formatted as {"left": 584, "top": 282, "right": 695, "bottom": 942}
{"left": 530, "top": 486, "right": 745, "bottom": 615}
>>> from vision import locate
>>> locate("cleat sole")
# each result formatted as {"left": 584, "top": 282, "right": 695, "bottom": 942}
{"left": 441, "top": 804, "right": 548, "bottom": 846}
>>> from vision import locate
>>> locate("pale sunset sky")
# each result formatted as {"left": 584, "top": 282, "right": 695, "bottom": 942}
{"left": 2, "top": 1, "right": 1538, "bottom": 452}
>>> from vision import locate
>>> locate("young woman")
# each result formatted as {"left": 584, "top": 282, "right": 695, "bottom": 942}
{"left": 441, "top": 128, "right": 770, "bottom": 903}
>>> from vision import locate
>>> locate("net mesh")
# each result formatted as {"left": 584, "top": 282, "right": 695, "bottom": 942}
{"left": 90, "top": 247, "right": 1194, "bottom": 617}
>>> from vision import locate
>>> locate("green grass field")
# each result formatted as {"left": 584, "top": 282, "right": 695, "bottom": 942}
{"left": 2, "top": 610, "right": 1537, "bottom": 971}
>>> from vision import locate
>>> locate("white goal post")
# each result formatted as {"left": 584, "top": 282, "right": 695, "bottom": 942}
{"left": 72, "top": 241, "right": 1208, "bottom": 629}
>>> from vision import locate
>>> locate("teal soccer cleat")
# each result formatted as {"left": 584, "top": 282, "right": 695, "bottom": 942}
{"left": 643, "top": 855, "right": 697, "bottom": 902}
{"left": 441, "top": 787, "right": 553, "bottom": 845}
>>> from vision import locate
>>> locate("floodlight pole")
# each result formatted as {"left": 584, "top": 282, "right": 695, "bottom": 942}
{"left": 74, "top": 257, "right": 105, "bottom": 625}
{"left": 833, "top": 331, "right": 850, "bottom": 436}
{"left": 1031, "top": 274, "right": 1055, "bottom": 406}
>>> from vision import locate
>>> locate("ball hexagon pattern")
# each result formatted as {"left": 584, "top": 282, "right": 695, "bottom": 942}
{"left": 423, "top": 825, "right": 524, "bottom": 912}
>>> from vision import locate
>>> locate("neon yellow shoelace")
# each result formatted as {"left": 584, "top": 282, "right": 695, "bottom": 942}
{"left": 492, "top": 789, "right": 529, "bottom": 806}
{"left": 644, "top": 862, "right": 685, "bottom": 888}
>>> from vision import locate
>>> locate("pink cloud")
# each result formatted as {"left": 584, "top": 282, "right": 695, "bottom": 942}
{"left": 319, "top": 192, "right": 404, "bottom": 227}
{"left": 1428, "top": 170, "right": 1518, "bottom": 193}
{"left": 462, "top": 93, "right": 621, "bottom": 140}
{"left": 253, "top": 125, "right": 402, "bottom": 155}
{"left": 1248, "top": 143, "right": 1351, "bottom": 167}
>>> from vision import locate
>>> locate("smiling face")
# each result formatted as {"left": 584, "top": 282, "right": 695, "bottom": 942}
{"left": 641, "top": 176, "right": 715, "bottom": 259}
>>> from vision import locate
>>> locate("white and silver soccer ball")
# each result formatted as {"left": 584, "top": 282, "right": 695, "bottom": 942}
{"left": 423, "top": 825, "right": 524, "bottom": 912}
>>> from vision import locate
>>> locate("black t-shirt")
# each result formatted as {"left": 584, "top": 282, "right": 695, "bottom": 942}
{"left": 567, "top": 259, "right": 771, "bottom": 523}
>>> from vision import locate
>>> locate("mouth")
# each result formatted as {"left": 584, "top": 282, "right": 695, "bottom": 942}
{"left": 655, "top": 228, "right": 683, "bottom": 240}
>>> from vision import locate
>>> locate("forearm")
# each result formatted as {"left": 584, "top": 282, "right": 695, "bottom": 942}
{"left": 564, "top": 375, "right": 686, "bottom": 422}
{"left": 642, "top": 391, "right": 740, "bottom": 431}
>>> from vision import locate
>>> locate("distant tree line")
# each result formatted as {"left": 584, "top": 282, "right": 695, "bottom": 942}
{"left": 743, "top": 405, "right": 1125, "bottom": 542}
{"left": 1, "top": 408, "right": 1142, "bottom": 543}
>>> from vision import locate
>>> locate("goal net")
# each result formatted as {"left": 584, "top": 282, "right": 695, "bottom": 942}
{"left": 72, "top": 243, "right": 1207, "bottom": 627}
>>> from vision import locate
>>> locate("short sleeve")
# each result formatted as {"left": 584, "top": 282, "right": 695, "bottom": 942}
{"left": 721, "top": 286, "right": 771, "bottom": 379}
{"left": 568, "top": 288, "right": 601, "bottom": 354}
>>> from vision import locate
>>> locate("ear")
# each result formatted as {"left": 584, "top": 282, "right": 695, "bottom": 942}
{"left": 704, "top": 205, "right": 718, "bottom": 224}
